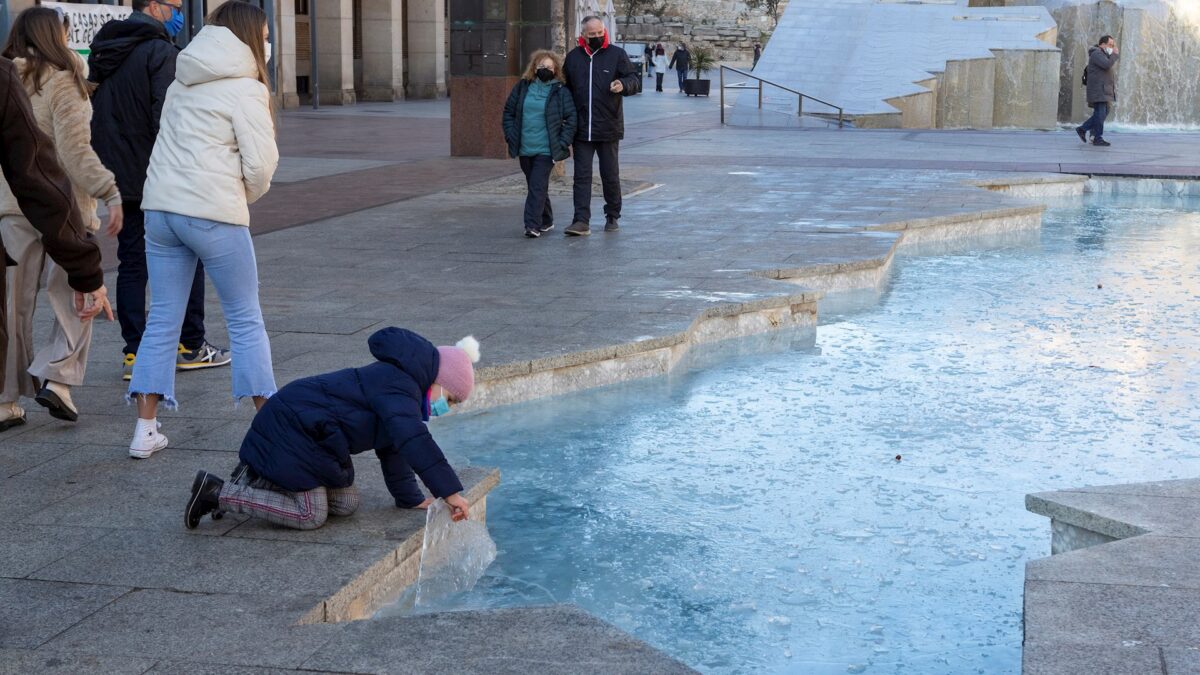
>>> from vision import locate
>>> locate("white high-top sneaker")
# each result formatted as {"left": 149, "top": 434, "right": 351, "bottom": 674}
{"left": 129, "top": 419, "right": 169, "bottom": 459}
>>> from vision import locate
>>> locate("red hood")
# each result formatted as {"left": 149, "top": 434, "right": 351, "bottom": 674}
{"left": 578, "top": 31, "right": 610, "bottom": 56}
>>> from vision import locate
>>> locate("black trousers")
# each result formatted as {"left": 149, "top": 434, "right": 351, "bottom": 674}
{"left": 572, "top": 140, "right": 621, "bottom": 225}
{"left": 116, "top": 201, "right": 206, "bottom": 356}
{"left": 519, "top": 154, "right": 554, "bottom": 231}
{"left": 655, "top": 73, "right": 664, "bottom": 91}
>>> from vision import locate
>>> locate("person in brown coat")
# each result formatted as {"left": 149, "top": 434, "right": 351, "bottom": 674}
{"left": 1, "top": 7, "right": 124, "bottom": 426}
{"left": 0, "top": 55, "right": 112, "bottom": 432}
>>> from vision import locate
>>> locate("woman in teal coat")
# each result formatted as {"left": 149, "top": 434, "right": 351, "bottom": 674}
{"left": 502, "top": 50, "right": 577, "bottom": 238}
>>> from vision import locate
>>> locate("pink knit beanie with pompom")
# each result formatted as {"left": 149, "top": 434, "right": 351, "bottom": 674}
{"left": 435, "top": 336, "right": 481, "bottom": 402}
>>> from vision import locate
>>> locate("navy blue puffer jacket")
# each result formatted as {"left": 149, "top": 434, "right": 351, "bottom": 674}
{"left": 238, "top": 328, "right": 464, "bottom": 507}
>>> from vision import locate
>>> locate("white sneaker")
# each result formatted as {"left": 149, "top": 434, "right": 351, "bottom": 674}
{"left": 129, "top": 421, "right": 169, "bottom": 459}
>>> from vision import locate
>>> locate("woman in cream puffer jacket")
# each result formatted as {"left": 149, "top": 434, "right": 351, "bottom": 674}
{"left": 127, "top": 1, "right": 279, "bottom": 460}
{"left": 0, "top": 6, "right": 123, "bottom": 429}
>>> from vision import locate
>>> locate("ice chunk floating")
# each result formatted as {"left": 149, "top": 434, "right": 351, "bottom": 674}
{"left": 415, "top": 191, "right": 1200, "bottom": 673}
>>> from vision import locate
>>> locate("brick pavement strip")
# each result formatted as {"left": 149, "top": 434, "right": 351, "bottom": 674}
{"left": 5, "top": 97, "right": 1200, "bottom": 671}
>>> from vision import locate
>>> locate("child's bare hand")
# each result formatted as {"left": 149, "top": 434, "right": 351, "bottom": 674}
{"left": 444, "top": 493, "right": 470, "bottom": 522}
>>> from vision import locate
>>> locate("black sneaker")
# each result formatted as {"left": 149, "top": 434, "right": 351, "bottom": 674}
{"left": 524, "top": 228, "right": 541, "bottom": 238}
{"left": 1075, "top": 127, "right": 1088, "bottom": 143}
{"left": 538, "top": 223, "right": 555, "bottom": 233}
{"left": 604, "top": 218, "right": 620, "bottom": 232}
{"left": 185, "top": 470, "right": 224, "bottom": 530}
{"left": 1092, "top": 139, "right": 1111, "bottom": 147}
{"left": 565, "top": 221, "right": 591, "bottom": 236}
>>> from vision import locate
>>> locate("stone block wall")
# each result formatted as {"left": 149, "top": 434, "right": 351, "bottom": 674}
{"left": 614, "top": 0, "right": 786, "bottom": 63}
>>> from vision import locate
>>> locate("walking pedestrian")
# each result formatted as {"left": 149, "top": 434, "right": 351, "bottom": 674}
{"left": 89, "top": 0, "right": 229, "bottom": 382}
{"left": 752, "top": 42, "right": 762, "bottom": 69}
{"left": 653, "top": 44, "right": 667, "bottom": 92}
{"left": 562, "top": 16, "right": 640, "bottom": 236}
{"left": 0, "top": 7, "right": 122, "bottom": 424}
{"left": 0, "top": 56, "right": 112, "bottom": 431}
{"left": 127, "top": 1, "right": 279, "bottom": 459}
{"left": 669, "top": 42, "right": 690, "bottom": 92}
{"left": 502, "top": 50, "right": 577, "bottom": 239}
{"left": 644, "top": 43, "right": 655, "bottom": 79}
{"left": 1076, "top": 35, "right": 1120, "bottom": 147}
{"left": 184, "top": 329, "right": 479, "bottom": 531}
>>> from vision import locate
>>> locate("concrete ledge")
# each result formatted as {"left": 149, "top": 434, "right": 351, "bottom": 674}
{"left": 1024, "top": 478, "right": 1200, "bottom": 674}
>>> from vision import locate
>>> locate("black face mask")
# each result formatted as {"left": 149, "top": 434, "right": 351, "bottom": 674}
{"left": 587, "top": 36, "right": 604, "bottom": 51}
{"left": 535, "top": 67, "right": 555, "bottom": 82}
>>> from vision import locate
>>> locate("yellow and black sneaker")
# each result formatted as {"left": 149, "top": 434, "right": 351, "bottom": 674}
{"left": 176, "top": 342, "right": 232, "bottom": 371}
{"left": 122, "top": 353, "right": 136, "bottom": 381}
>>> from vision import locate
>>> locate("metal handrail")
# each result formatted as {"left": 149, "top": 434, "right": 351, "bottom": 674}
{"left": 719, "top": 65, "right": 845, "bottom": 128}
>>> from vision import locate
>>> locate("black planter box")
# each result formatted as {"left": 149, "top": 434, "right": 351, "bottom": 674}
{"left": 683, "top": 79, "right": 711, "bottom": 96}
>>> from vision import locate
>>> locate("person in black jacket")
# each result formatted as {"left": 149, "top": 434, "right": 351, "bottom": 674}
{"left": 89, "top": 0, "right": 228, "bottom": 382}
{"left": 562, "top": 17, "right": 640, "bottom": 236}
{"left": 183, "top": 328, "right": 480, "bottom": 531}
{"left": 502, "top": 50, "right": 578, "bottom": 238}
{"left": 668, "top": 43, "right": 690, "bottom": 92}
{"left": 0, "top": 57, "right": 113, "bottom": 431}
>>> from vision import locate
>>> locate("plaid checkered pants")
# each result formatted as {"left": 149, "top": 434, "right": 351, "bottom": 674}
{"left": 218, "top": 467, "right": 360, "bottom": 530}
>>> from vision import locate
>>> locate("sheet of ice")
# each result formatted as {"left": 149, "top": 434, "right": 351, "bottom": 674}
{"left": 379, "top": 500, "right": 497, "bottom": 615}
{"left": 409, "top": 192, "right": 1200, "bottom": 673}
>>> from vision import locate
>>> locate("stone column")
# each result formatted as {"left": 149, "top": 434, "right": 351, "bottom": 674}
{"left": 277, "top": 0, "right": 299, "bottom": 108}
{"left": 317, "top": 0, "right": 356, "bottom": 105}
{"left": 407, "top": 0, "right": 447, "bottom": 98}
{"left": 360, "top": 0, "right": 405, "bottom": 101}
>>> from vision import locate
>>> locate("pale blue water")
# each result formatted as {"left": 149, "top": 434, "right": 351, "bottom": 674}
{"left": 424, "top": 192, "right": 1200, "bottom": 674}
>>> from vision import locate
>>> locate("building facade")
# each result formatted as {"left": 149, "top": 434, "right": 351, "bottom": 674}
{"left": 0, "top": 0, "right": 450, "bottom": 108}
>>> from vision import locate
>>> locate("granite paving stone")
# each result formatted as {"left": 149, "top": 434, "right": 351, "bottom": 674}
{"left": 301, "top": 605, "right": 698, "bottom": 675}
{"left": 1026, "top": 535, "right": 1200, "bottom": 590}
{"left": 43, "top": 589, "right": 343, "bottom": 668}
{"left": 0, "top": 525, "right": 110, "bottom": 579}
{"left": 1021, "top": 643, "right": 1165, "bottom": 675}
{"left": 0, "top": 649, "right": 155, "bottom": 675}
{"left": 1025, "top": 580, "right": 1200, "bottom": 648}
{"left": 0, "top": 578, "right": 129, "bottom": 649}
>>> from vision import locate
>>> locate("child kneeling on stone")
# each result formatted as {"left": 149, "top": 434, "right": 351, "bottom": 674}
{"left": 184, "top": 328, "right": 480, "bottom": 530}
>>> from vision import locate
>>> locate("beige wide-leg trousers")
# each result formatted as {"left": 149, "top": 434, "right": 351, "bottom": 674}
{"left": 1, "top": 215, "right": 94, "bottom": 402}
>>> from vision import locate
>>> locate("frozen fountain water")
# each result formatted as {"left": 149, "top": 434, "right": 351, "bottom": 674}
{"left": 1042, "top": 0, "right": 1200, "bottom": 127}
{"left": 404, "top": 189, "right": 1200, "bottom": 673}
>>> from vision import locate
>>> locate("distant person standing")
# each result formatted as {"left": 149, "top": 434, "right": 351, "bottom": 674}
{"left": 1076, "top": 35, "right": 1119, "bottom": 147}
{"left": 752, "top": 42, "right": 762, "bottom": 69}
{"left": 644, "top": 43, "right": 655, "bottom": 79}
{"left": 668, "top": 42, "right": 690, "bottom": 92}
{"left": 653, "top": 44, "right": 667, "bottom": 92}
{"left": 562, "top": 16, "right": 640, "bottom": 236}
{"left": 89, "top": 0, "right": 230, "bottom": 381}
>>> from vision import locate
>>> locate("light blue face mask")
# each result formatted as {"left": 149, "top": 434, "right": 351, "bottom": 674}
{"left": 430, "top": 395, "right": 450, "bottom": 417}
{"left": 164, "top": 6, "right": 185, "bottom": 38}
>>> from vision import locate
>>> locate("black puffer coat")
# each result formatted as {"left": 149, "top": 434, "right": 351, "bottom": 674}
{"left": 237, "top": 328, "right": 464, "bottom": 508}
{"left": 88, "top": 12, "right": 177, "bottom": 201}
{"left": 563, "top": 37, "right": 640, "bottom": 143}
{"left": 502, "top": 79, "right": 578, "bottom": 161}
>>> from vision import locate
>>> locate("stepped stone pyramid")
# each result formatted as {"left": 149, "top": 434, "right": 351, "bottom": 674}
{"left": 743, "top": 0, "right": 1060, "bottom": 129}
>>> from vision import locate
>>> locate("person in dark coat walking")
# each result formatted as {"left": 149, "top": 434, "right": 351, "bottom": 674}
{"left": 89, "top": 0, "right": 228, "bottom": 381}
{"left": 0, "top": 57, "right": 112, "bottom": 431}
{"left": 184, "top": 328, "right": 480, "bottom": 531}
{"left": 502, "top": 50, "right": 578, "bottom": 238}
{"left": 752, "top": 43, "right": 762, "bottom": 69}
{"left": 668, "top": 43, "right": 690, "bottom": 92}
{"left": 562, "top": 16, "right": 640, "bottom": 236}
{"left": 1076, "top": 35, "right": 1120, "bottom": 147}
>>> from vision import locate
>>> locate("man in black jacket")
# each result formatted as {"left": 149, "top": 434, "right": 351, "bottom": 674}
{"left": 0, "top": 58, "right": 112, "bottom": 430}
{"left": 668, "top": 43, "right": 690, "bottom": 92}
{"left": 89, "top": 0, "right": 228, "bottom": 381}
{"left": 562, "top": 16, "right": 640, "bottom": 236}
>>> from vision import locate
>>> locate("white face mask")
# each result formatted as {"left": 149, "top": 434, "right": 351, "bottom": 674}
{"left": 1104, "top": 47, "right": 1113, "bottom": 55}
{"left": 264, "top": 41, "right": 272, "bottom": 63}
